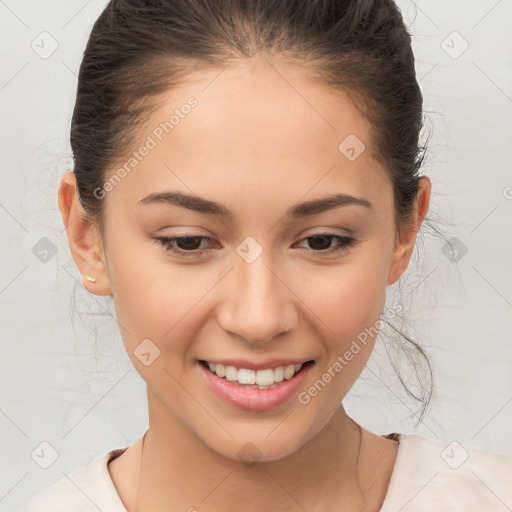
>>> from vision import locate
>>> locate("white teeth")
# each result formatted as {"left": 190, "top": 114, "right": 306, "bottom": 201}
{"left": 255, "top": 368, "right": 274, "bottom": 386}
{"left": 284, "top": 365, "right": 295, "bottom": 380}
{"left": 225, "top": 365, "right": 238, "bottom": 381}
{"left": 215, "top": 364, "right": 226, "bottom": 378}
{"left": 204, "top": 361, "right": 308, "bottom": 386}
{"left": 238, "top": 368, "right": 256, "bottom": 385}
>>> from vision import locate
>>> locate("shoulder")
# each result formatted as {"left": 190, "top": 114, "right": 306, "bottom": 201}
{"left": 381, "top": 432, "right": 512, "bottom": 511}
{"left": 17, "top": 447, "right": 128, "bottom": 512}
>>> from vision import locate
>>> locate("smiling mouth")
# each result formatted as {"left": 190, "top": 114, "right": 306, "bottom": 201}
{"left": 198, "top": 359, "right": 315, "bottom": 389}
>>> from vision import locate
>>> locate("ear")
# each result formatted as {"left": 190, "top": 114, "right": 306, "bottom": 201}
{"left": 387, "top": 176, "right": 431, "bottom": 286}
{"left": 58, "top": 171, "right": 112, "bottom": 296}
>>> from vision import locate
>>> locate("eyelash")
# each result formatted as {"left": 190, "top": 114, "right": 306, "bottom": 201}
{"left": 154, "top": 233, "right": 357, "bottom": 258}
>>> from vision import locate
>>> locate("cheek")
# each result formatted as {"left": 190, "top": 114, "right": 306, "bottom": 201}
{"left": 300, "top": 247, "right": 390, "bottom": 380}
{"left": 305, "top": 252, "right": 389, "bottom": 333}
{"left": 105, "top": 233, "right": 216, "bottom": 357}
{"left": 105, "top": 221, "right": 391, "bottom": 358}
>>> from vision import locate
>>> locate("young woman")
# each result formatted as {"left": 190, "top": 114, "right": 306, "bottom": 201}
{"left": 19, "top": 0, "right": 511, "bottom": 510}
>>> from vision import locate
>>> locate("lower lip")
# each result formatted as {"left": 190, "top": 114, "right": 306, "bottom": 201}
{"left": 197, "top": 361, "right": 314, "bottom": 412}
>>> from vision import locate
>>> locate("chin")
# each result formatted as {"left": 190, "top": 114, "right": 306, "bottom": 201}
{"left": 202, "top": 426, "right": 309, "bottom": 465}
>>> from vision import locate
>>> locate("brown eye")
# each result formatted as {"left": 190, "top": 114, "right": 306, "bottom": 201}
{"left": 154, "top": 236, "right": 213, "bottom": 256}
{"left": 296, "top": 233, "right": 356, "bottom": 254}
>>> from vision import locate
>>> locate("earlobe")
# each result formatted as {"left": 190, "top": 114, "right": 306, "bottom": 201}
{"left": 58, "top": 171, "right": 112, "bottom": 296}
{"left": 386, "top": 177, "right": 432, "bottom": 286}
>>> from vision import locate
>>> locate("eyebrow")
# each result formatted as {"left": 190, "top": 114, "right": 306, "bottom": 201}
{"left": 137, "top": 191, "right": 373, "bottom": 218}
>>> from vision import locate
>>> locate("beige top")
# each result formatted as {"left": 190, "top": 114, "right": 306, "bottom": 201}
{"left": 18, "top": 432, "right": 512, "bottom": 511}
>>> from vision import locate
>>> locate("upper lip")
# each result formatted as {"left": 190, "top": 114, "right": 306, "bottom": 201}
{"left": 199, "top": 358, "right": 314, "bottom": 371}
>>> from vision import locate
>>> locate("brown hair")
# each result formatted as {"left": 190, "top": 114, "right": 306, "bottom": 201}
{"left": 70, "top": 0, "right": 434, "bottom": 425}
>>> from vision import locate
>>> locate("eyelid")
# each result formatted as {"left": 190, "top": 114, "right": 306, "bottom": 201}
{"left": 153, "top": 231, "right": 357, "bottom": 258}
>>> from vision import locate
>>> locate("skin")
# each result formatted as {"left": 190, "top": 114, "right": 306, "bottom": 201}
{"left": 58, "top": 53, "right": 431, "bottom": 511}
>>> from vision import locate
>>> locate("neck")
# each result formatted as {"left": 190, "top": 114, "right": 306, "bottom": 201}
{"left": 136, "top": 396, "right": 367, "bottom": 512}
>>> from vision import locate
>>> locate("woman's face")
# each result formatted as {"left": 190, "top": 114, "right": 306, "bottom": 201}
{"left": 79, "top": 55, "right": 427, "bottom": 461}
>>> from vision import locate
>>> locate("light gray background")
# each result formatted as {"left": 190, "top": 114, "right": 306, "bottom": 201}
{"left": 1, "top": 0, "right": 511, "bottom": 509}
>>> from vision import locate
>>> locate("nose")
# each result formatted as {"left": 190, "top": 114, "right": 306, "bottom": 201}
{"left": 217, "top": 254, "right": 297, "bottom": 345}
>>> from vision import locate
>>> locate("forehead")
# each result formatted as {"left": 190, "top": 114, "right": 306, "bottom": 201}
{"left": 104, "top": 55, "right": 391, "bottom": 221}
{"left": 165, "top": 56, "right": 372, "bottom": 162}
